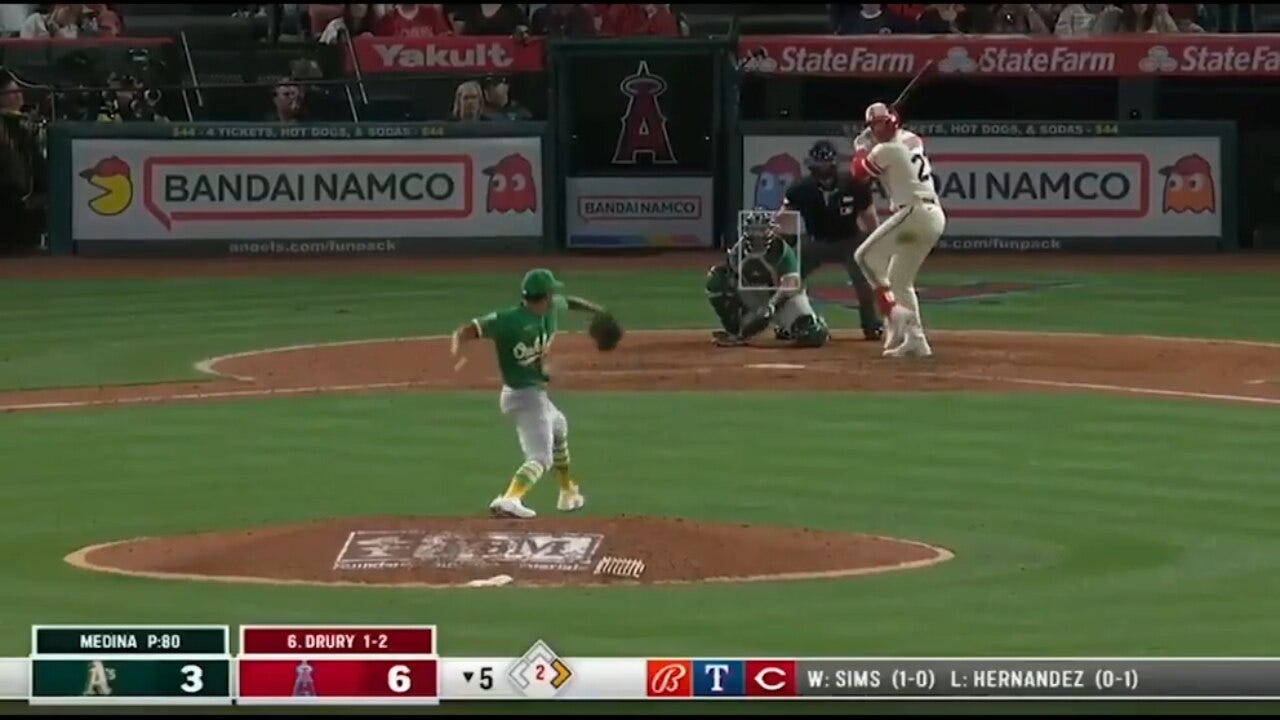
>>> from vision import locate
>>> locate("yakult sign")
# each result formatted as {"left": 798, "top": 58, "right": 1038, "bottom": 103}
{"left": 349, "top": 35, "right": 545, "bottom": 74}
{"left": 742, "top": 132, "right": 1224, "bottom": 243}
{"left": 72, "top": 137, "right": 542, "bottom": 243}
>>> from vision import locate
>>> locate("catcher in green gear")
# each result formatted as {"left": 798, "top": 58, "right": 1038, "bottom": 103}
{"left": 705, "top": 213, "right": 830, "bottom": 348}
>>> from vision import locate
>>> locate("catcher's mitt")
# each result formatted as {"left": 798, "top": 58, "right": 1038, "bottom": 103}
{"left": 589, "top": 311, "right": 624, "bottom": 351}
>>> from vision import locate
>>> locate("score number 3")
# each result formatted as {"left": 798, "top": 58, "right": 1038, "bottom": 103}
{"left": 179, "top": 664, "right": 204, "bottom": 694}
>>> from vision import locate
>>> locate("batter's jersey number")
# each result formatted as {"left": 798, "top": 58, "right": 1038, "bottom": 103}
{"left": 911, "top": 153, "right": 932, "bottom": 183}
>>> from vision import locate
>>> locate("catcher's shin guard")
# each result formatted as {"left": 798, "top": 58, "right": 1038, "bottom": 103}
{"left": 705, "top": 264, "right": 743, "bottom": 334}
{"left": 790, "top": 315, "right": 829, "bottom": 348}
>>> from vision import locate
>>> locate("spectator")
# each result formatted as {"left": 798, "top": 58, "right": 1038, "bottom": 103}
{"left": 306, "top": 3, "right": 345, "bottom": 35}
{"left": 451, "top": 3, "right": 527, "bottom": 35}
{"left": 600, "top": 3, "right": 679, "bottom": 37}
{"left": 451, "top": 80, "right": 484, "bottom": 121}
{"left": 887, "top": 4, "right": 927, "bottom": 24}
{"left": 1054, "top": 3, "right": 1121, "bottom": 36}
{"left": 916, "top": 4, "right": 961, "bottom": 33}
{"left": 318, "top": 4, "right": 377, "bottom": 43}
{"left": 830, "top": 3, "right": 914, "bottom": 35}
{"left": 373, "top": 3, "right": 452, "bottom": 37}
{"left": 1117, "top": 3, "right": 1178, "bottom": 32}
{"left": 267, "top": 80, "right": 308, "bottom": 123}
{"left": 1, "top": 4, "right": 34, "bottom": 36}
{"left": 82, "top": 4, "right": 121, "bottom": 36}
{"left": 20, "top": 4, "right": 86, "bottom": 39}
{"left": 530, "top": 3, "right": 597, "bottom": 37}
{"left": 480, "top": 75, "right": 532, "bottom": 120}
{"left": 991, "top": 4, "right": 1054, "bottom": 33}
{"left": 1166, "top": 3, "right": 1205, "bottom": 31}
{"left": 0, "top": 68, "right": 40, "bottom": 252}
{"left": 0, "top": 70, "right": 23, "bottom": 114}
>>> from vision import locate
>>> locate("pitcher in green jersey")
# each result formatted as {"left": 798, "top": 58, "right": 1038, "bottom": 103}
{"left": 450, "top": 268, "right": 611, "bottom": 519}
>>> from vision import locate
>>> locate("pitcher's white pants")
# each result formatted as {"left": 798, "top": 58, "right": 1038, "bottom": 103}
{"left": 499, "top": 386, "right": 566, "bottom": 472}
{"left": 854, "top": 201, "right": 947, "bottom": 334}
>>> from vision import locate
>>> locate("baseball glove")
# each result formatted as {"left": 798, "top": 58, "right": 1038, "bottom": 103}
{"left": 589, "top": 311, "right": 624, "bottom": 351}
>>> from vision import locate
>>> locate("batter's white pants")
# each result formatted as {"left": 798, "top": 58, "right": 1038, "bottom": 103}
{"left": 499, "top": 386, "right": 566, "bottom": 471}
{"left": 854, "top": 201, "right": 947, "bottom": 336}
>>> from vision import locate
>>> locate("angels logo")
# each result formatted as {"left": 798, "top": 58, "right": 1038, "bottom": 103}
{"left": 612, "top": 60, "right": 676, "bottom": 165}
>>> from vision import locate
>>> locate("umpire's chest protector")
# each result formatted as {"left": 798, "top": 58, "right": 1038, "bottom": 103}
{"left": 789, "top": 174, "right": 870, "bottom": 242}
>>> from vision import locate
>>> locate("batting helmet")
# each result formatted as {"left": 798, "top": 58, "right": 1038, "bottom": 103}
{"left": 865, "top": 102, "right": 900, "bottom": 143}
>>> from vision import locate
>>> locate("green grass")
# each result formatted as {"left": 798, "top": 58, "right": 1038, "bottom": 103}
{"left": 2, "top": 391, "right": 1278, "bottom": 657}
{"left": 2, "top": 268, "right": 1279, "bottom": 391}
{"left": 1, "top": 262, "right": 1278, "bottom": 679}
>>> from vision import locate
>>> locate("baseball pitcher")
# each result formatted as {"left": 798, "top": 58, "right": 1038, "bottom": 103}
{"left": 851, "top": 102, "right": 947, "bottom": 358}
{"left": 705, "top": 212, "right": 829, "bottom": 348}
{"left": 450, "top": 268, "right": 622, "bottom": 519}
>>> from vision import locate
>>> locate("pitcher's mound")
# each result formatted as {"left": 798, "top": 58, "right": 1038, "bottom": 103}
{"left": 67, "top": 516, "right": 952, "bottom": 588}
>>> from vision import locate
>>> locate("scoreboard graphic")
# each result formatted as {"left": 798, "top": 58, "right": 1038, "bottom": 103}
{"left": 3, "top": 624, "right": 1280, "bottom": 705}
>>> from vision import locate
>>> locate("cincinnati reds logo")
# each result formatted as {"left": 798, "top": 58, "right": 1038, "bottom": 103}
{"left": 612, "top": 60, "right": 677, "bottom": 166}
{"left": 649, "top": 662, "right": 688, "bottom": 694}
{"left": 753, "top": 667, "right": 786, "bottom": 691}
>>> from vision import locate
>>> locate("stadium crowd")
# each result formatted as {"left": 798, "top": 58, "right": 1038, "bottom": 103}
{"left": 0, "top": 3, "right": 1265, "bottom": 253}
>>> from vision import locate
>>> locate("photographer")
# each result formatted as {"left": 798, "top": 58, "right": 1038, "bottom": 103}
{"left": 0, "top": 69, "right": 44, "bottom": 252}
{"left": 110, "top": 73, "right": 167, "bottom": 122}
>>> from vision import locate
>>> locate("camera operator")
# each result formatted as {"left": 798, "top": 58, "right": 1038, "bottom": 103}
{"left": 103, "top": 72, "right": 168, "bottom": 122}
{"left": 0, "top": 68, "right": 46, "bottom": 252}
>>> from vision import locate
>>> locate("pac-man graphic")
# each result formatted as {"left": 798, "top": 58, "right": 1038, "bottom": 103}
{"left": 749, "top": 153, "right": 803, "bottom": 211}
{"left": 80, "top": 156, "right": 133, "bottom": 216}
{"left": 483, "top": 153, "right": 537, "bottom": 213}
{"left": 1159, "top": 153, "right": 1215, "bottom": 214}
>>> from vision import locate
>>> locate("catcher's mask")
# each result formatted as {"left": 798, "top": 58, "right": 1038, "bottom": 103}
{"left": 740, "top": 214, "right": 785, "bottom": 264}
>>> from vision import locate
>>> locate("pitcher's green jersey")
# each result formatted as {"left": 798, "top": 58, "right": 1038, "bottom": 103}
{"left": 472, "top": 295, "right": 568, "bottom": 389}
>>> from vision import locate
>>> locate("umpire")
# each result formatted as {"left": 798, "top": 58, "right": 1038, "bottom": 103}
{"left": 779, "top": 140, "right": 882, "bottom": 340}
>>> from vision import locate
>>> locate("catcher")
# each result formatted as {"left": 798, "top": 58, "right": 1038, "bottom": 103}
{"left": 705, "top": 213, "right": 829, "bottom": 348}
{"left": 450, "top": 268, "right": 622, "bottom": 519}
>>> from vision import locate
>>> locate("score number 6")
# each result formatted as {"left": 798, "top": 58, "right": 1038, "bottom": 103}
{"left": 388, "top": 665, "right": 412, "bottom": 694}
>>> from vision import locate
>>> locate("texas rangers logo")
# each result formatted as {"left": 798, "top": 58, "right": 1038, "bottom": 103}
{"left": 1159, "top": 153, "right": 1215, "bottom": 214}
{"left": 612, "top": 60, "right": 676, "bottom": 165}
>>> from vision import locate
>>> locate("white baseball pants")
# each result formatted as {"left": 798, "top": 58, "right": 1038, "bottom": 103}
{"left": 499, "top": 386, "right": 567, "bottom": 471}
{"left": 854, "top": 201, "right": 947, "bottom": 333}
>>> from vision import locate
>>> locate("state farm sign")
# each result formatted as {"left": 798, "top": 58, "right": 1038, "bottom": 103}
{"left": 349, "top": 35, "right": 545, "bottom": 74}
{"left": 737, "top": 34, "right": 1280, "bottom": 77}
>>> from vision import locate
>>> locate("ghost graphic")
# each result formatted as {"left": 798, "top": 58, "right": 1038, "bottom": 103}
{"left": 749, "top": 153, "right": 803, "bottom": 211}
{"left": 483, "top": 153, "right": 538, "bottom": 213}
{"left": 1159, "top": 154, "right": 1215, "bottom": 214}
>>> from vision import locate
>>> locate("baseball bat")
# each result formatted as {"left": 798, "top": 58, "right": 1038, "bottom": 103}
{"left": 890, "top": 58, "right": 936, "bottom": 114}
{"left": 845, "top": 59, "right": 935, "bottom": 145}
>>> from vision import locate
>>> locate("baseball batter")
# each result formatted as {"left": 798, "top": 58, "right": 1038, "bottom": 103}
{"left": 705, "top": 213, "right": 829, "bottom": 347}
{"left": 450, "top": 269, "right": 609, "bottom": 519}
{"left": 851, "top": 101, "right": 948, "bottom": 358}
